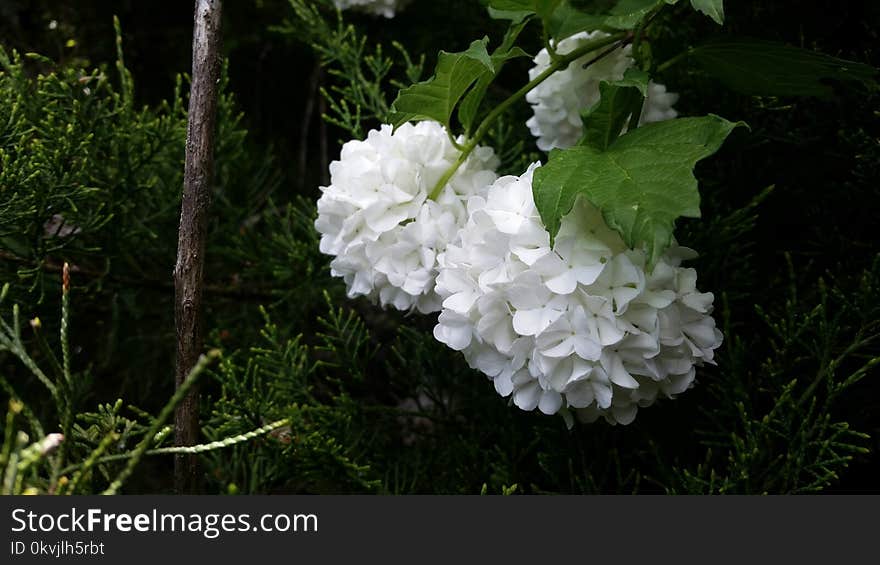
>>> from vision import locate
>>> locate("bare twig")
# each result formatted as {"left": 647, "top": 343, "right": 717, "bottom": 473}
{"left": 318, "top": 75, "right": 330, "bottom": 186}
{"left": 173, "top": 0, "right": 223, "bottom": 493}
{"left": 297, "top": 62, "right": 322, "bottom": 192}
{"left": 581, "top": 32, "right": 634, "bottom": 70}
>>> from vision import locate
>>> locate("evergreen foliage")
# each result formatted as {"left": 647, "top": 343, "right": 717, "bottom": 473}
{"left": 0, "top": 0, "right": 877, "bottom": 493}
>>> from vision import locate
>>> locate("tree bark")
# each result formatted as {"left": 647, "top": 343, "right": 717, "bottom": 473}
{"left": 173, "top": 0, "right": 223, "bottom": 494}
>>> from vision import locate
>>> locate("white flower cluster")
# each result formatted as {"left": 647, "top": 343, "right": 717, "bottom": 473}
{"left": 315, "top": 121, "right": 499, "bottom": 313}
{"left": 525, "top": 31, "right": 680, "bottom": 151}
{"left": 433, "top": 164, "right": 722, "bottom": 425}
{"left": 333, "top": 0, "right": 408, "bottom": 18}
{"left": 314, "top": 26, "right": 717, "bottom": 426}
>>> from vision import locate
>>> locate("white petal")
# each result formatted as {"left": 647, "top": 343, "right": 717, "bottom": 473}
{"left": 494, "top": 374, "right": 515, "bottom": 397}
{"left": 604, "top": 354, "right": 640, "bottom": 388}
{"left": 433, "top": 322, "right": 471, "bottom": 351}
{"left": 485, "top": 210, "right": 526, "bottom": 234}
{"left": 538, "top": 391, "right": 563, "bottom": 415}
{"left": 573, "top": 334, "right": 602, "bottom": 361}
{"left": 572, "top": 262, "right": 606, "bottom": 286}
{"left": 684, "top": 318, "right": 720, "bottom": 348}
{"left": 564, "top": 380, "right": 595, "bottom": 408}
{"left": 442, "top": 290, "right": 478, "bottom": 314}
{"left": 514, "top": 382, "right": 541, "bottom": 411}
{"left": 511, "top": 243, "right": 551, "bottom": 265}
{"left": 472, "top": 348, "right": 510, "bottom": 377}
{"left": 682, "top": 291, "right": 714, "bottom": 313}
{"left": 611, "top": 403, "right": 638, "bottom": 425}
{"left": 592, "top": 381, "right": 613, "bottom": 409}
{"left": 513, "top": 307, "right": 562, "bottom": 336}
{"left": 544, "top": 270, "right": 578, "bottom": 295}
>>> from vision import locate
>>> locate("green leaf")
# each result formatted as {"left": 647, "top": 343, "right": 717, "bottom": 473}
{"left": 535, "top": 0, "right": 563, "bottom": 21}
{"left": 462, "top": 38, "right": 495, "bottom": 72}
{"left": 487, "top": 0, "right": 537, "bottom": 22}
{"left": 533, "top": 115, "right": 744, "bottom": 264}
{"left": 487, "top": 0, "right": 560, "bottom": 21}
{"left": 487, "top": 0, "right": 533, "bottom": 10}
{"left": 389, "top": 38, "right": 493, "bottom": 129}
{"left": 690, "top": 39, "right": 879, "bottom": 98}
{"left": 458, "top": 21, "right": 531, "bottom": 134}
{"left": 579, "top": 69, "right": 648, "bottom": 150}
{"left": 690, "top": 0, "right": 724, "bottom": 24}
{"left": 608, "top": 66, "right": 649, "bottom": 95}
{"left": 488, "top": 7, "right": 534, "bottom": 23}
{"left": 547, "top": 2, "right": 607, "bottom": 40}
{"left": 604, "top": 0, "right": 678, "bottom": 31}
{"left": 493, "top": 0, "right": 677, "bottom": 35}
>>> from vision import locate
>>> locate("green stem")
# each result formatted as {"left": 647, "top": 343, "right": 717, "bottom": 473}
{"left": 427, "top": 31, "right": 628, "bottom": 201}
{"left": 0, "top": 403, "right": 17, "bottom": 470}
{"left": 57, "top": 263, "right": 72, "bottom": 481}
{"left": 656, "top": 48, "right": 692, "bottom": 73}
{"left": 64, "top": 430, "right": 118, "bottom": 495}
{"left": 0, "top": 380, "right": 43, "bottom": 438}
{"left": 101, "top": 350, "right": 219, "bottom": 495}
{"left": 446, "top": 128, "right": 464, "bottom": 151}
{"left": 542, "top": 23, "right": 560, "bottom": 63}
{"left": 31, "top": 321, "right": 64, "bottom": 382}
{"left": 632, "top": 3, "right": 665, "bottom": 70}
{"left": 61, "top": 417, "right": 288, "bottom": 476}
{"left": 0, "top": 307, "right": 57, "bottom": 400}
{"left": 61, "top": 269, "right": 72, "bottom": 392}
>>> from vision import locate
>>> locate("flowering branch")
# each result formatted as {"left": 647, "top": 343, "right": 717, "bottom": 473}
{"left": 427, "top": 31, "right": 629, "bottom": 201}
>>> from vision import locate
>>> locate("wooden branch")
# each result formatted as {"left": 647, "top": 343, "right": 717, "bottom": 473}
{"left": 297, "top": 62, "right": 322, "bottom": 192}
{"left": 173, "top": 0, "right": 223, "bottom": 493}
{"left": 318, "top": 78, "right": 330, "bottom": 186}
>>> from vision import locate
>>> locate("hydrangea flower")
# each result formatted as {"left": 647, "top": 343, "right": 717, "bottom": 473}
{"left": 315, "top": 121, "right": 499, "bottom": 313}
{"left": 525, "top": 31, "right": 680, "bottom": 151}
{"left": 433, "top": 163, "right": 722, "bottom": 425}
{"left": 333, "top": 0, "right": 408, "bottom": 18}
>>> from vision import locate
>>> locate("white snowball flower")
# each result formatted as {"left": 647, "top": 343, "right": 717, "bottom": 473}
{"left": 525, "top": 31, "right": 680, "bottom": 151}
{"left": 316, "top": 121, "right": 499, "bottom": 313}
{"left": 333, "top": 0, "right": 409, "bottom": 18}
{"left": 642, "top": 82, "right": 680, "bottom": 124}
{"left": 433, "top": 163, "right": 722, "bottom": 425}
